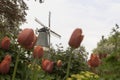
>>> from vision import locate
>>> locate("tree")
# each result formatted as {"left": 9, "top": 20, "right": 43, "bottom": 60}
{"left": 93, "top": 24, "right": 120, "bottom": 55}
{"left": 109, "top": 24, "right": 120, "bottom": 53}
{"left": 0, "top": 0, "right": 28, "bottom": 35}
{"left": 93, "top": 24, "right": 120, "bottom": 79}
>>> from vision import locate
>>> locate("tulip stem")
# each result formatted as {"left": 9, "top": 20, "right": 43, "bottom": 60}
{"left": 12, "top": 49, "right": 20, "bottom": 80}
{"left": 31, "top": 58, "right": 39, "bottom": 80}
{"left": 65, "top": 48, "right": 74, "bottom": 79}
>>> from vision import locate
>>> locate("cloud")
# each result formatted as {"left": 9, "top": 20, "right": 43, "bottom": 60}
{"left": 21, "top": 0, "right": 120, "bottom": 53}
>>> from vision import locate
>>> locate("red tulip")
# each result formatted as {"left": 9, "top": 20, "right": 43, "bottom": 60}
{"left": 25, "top": 35, "right": 37, "bottom": 49}
{"left": 56, "top": 60, "right": 62, "bottom": 67}
{"left": 88, "top": 54, "right": 100, "bottom": 68}
{"left": 69, "top": 28, "right": 84, "bottom": 48}
{"left": 17, "top": 28, "right": 34, "bottom": 47}
{"left": 0, "top": 55, "right": 11, "bottom": 74}
{"left": 42, "top": 59, "right": 50, "bottom": 70}
{"left": 42, "top": 59, "right": 54, "bottom": 73}
{"left": 0, "top": 61, "right": 10, "bottom": 74}
{"left": 1, "top": 36, "right": 10, "bottom": 50}
{"left": 33, "top": 46, "right": 44, "bottom": 59}
{"left": 4, "top": 54, "right": 12, "bottom": 62}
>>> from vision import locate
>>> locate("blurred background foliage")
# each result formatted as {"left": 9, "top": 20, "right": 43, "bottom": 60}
{"left": 92, "top": 24, "right": 120, "bottom": 80}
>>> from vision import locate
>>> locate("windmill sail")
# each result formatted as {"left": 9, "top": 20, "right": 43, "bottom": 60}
{"left": 50, "top": 30, "right": 61, "bottom": 38}
{"left": 35, "top": 18, "right": 46, "bottom": 28}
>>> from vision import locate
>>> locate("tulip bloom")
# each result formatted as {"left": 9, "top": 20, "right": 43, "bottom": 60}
{"left": 25, "top": 35, "right": 37, "bottom": 49}
{"left": 33, "top": 46, "right": 44, "bottom": 59}
{"left": 88, "top": 54, "right": 100, "bottom": 68}
{"left": 69, "top": 28, "right": 84, "bottom": 48}
{"left": 4, "top": 54, "right": 12, "bottom": 62}
{"left": 42, "top": 59, "right": 54, "bottom": 73}
{"left": 1, "top": 36, "right": 10, "bottom": 50}
{"left": 0, "top": 55, "right": 11, "bottom": 74}
{"left": 17, "top": 28, "right": 34, "bottom": 47}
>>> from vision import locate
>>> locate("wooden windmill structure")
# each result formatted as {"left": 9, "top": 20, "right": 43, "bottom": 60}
{"left": 35, "top": 12, "right": 61, "bottom": 49}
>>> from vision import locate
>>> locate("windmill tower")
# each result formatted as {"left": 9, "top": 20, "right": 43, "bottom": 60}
{"left": 35, "top": 12, "right": 61, "bottom": 50}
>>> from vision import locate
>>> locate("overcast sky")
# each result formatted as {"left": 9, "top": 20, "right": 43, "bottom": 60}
{"left": 21, "top": 0, "right": 120, "bottom": 54}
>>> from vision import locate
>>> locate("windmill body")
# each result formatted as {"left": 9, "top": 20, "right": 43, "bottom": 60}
{"left": 36, "top": 27, "right": 49, "bottom": 47}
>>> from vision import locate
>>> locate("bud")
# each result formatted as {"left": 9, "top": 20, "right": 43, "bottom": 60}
{"left": 33, "top": 46, "right": 44, "bottom": 59}
{"left": 1, "top": 36, "right": 10, "bottom": 50}
{"left": 69, "top": 28, "right": 84, "bottom": 48}
{"left": 25, "top": 35, "right": 37, "bottom": 49}
{"left": 0, "top": 55, "right": 11, "bottom": 74}
{"left": 42, "top": 59, "right": 54, "bottom": 73}
{"left": 17, "top": 28, "right": 34, "bottom": 47}
{"left": 56, "top": 60, "right": 62, "bottom": 67}
{"left": 88, "top": 54, "right": 100, "bottom": 68}
{"left": 4, "top": 54, "right": 12, "bottom": 62}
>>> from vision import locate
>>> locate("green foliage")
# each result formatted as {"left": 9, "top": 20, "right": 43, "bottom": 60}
{"left": 0, "top": 33, "right": 31, "bottom": 80}
{"left": 67, "top": 71, "right": 99, "bottom": 80}
{"left": 97, "top": 52, "right": 120, "bottom": 80}
{"left": 44, "top": 45, "right": 89, "bottom": 79}
{"left": 94, "top": 24, "right": 120, "bottom": 79}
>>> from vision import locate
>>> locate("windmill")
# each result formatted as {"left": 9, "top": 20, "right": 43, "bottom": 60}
{"left": 35, "top": 12, "right": 61, "bottom": 49}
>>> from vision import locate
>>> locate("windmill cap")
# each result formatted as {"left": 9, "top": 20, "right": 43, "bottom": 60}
{"left": 38, "top": 27, "right": 49, "bottom": 32}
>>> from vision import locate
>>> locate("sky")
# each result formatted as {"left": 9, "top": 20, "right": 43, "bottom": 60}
{"left": 21, "top": 0, "right": 120, "bottom": 55}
